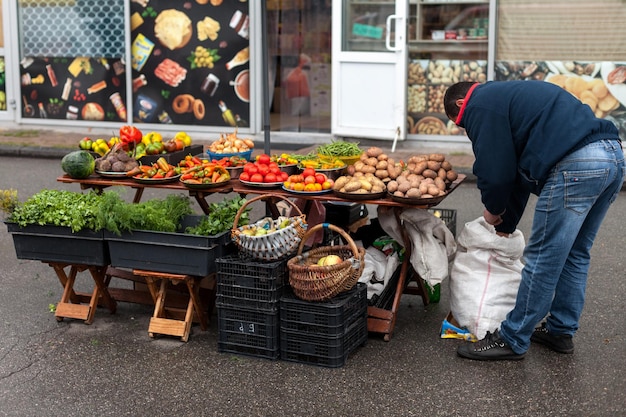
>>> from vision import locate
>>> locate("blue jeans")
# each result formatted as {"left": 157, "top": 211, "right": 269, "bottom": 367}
{"left": 499, "top": 139, "right": 625, "bottom": 354}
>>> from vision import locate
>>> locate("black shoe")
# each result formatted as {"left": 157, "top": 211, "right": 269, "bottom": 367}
{"left": 457, "top": 330, "right": 525, "bottom": 361}
{"left": 530, "top": 323, "right": 574, "bottom": 354}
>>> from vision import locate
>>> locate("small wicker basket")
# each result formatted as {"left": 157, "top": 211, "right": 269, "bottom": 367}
{"left": 231, "top": 194, "right": 307, "bottom": 261}
{"left": 288, "top": 223, "right": 365, "bottom": 301}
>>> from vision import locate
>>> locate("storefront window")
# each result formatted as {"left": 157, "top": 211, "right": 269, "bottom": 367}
{"left": 496, "top": 0, "right": 626, "bottom": 138}
{"left": 17, "top": 0, "right": 126, "bottom": 121}
{"left": 266, "top": 0, "right": 332, "bottom": 133}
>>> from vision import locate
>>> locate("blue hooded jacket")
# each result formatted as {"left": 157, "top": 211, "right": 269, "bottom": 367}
{"left": 457, "top": 80, "right": 620, "bottom": 232}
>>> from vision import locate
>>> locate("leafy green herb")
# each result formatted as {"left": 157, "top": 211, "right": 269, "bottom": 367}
{"left": 186, "top": 196, "right": 249, "bottom": 236}
{"left": 10, "top": 189, "right": 105, "bottom": 232}
{"left": 101, "top": 192, "right": 192, "bottom": 235}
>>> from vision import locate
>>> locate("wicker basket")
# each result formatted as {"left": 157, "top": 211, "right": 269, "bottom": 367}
{"left": 231, "top": 194, "right": 307, "bottom": 261}
{"left": 288, "top": 223, "right": 365, "bottom": 301}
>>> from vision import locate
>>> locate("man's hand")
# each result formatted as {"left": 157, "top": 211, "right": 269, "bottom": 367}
{"left": 483, "top": 209, "right": 503, "bottom": 226}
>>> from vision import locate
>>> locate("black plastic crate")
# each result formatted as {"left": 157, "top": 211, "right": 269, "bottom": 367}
{"left": 280, "top": 318, "right": 368, "bottom": 368}
{"left": 217, "top": 284, "right": 285, "bottom": 311}
{"left": 428, "top": 208, "right": 457, "bottom": 237}
{"left": 216, "top": 255, "right": 289, "bottom": 280}
{"left": 216, "top": 255, "right": 288, "bottom": 310}
{"left": 217, "top": 304, "right": 280, "bottom": 360}
{"left": 280, "top": 283, "right": 367, "bottom": 336}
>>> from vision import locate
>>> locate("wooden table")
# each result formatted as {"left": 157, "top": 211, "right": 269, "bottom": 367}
{"left": 58, "top": 174, "right": 465, "bottom": 341}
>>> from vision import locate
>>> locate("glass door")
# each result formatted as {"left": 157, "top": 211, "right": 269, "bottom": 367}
{"left": 332, "top": 0, "right": 408, "bottom": 140}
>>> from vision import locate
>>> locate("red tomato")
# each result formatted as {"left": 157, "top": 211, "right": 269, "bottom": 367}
{"left": 243, "top": 162, "right": 256, "bottom": 174}
{"left": 315, "top": 173, "right": 326, "bottom": 184}
{"left": 239, "top": 172, "right": 250, "bottom": 181}
{"left": 304, "top": 175, "right": 316, "bottom": 185}
{"left": 302, "top": 168, "right": 316, "bottom": 178}
{"left": 257, "top": 164, "right": 270, "bottom": 176}
{"left": 264, "top": 173, "right": 277, "bottom": 183}
{"left": 268, "top": 161, "right": 279, "bottom": 169}
{"left": 257, "top": 154, "right": 271, "bottom": 165}
{"left": 280, "top": 171, "right": 289, "bottom": 181}
{"left": 270, "top": 166, "right": 281, "bottom": 175}
{"left": 250, "top": 173, "right": 264, "bottom": 183}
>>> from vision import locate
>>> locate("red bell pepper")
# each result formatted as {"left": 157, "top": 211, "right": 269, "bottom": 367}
{"left": 119, "top": 125, "right": 143, "bottom": 145}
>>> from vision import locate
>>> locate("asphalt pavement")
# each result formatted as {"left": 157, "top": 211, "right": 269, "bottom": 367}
{"left": 0, "top": 148, "right": 625, "bottom": 416}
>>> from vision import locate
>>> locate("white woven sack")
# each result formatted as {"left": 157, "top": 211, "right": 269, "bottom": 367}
{"left": 449, "top": 216, "right": 525, "bottom": 339}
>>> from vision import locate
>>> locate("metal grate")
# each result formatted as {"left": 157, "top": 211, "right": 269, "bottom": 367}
{"left": 19, "top": 0, "right": 125, "bottom": 58}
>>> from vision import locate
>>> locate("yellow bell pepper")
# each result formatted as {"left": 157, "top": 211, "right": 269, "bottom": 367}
{"left": 174, "top": 131, "right": 192, "bottom": 146}
{"left": 142, "top": 131, "right": 162, "bottom": 145}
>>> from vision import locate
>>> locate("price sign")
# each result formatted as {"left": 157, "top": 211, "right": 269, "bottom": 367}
{"left": 352, "top": 23, "right": 383, "bottom": 40}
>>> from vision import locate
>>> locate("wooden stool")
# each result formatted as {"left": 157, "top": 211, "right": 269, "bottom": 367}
{"left": 50, "top": 263, "right": 117, "bottom": 324}
{"left": 133, "top": 269, "right": 208, "bottom": 342}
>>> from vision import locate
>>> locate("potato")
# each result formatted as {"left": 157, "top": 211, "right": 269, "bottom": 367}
{"left": 371, "top": 185, "right": 384, "bottom": 193}
{"left": 377, "top": 153, "right": 388, "bottom": 161}
{"left": 396, "top": 175, "right": 408, "bottom": 183}
{"left": 394, "top": 191, "right": 405, "bottom": 197}
{"left": 375, "top": 169, "right": 388, "bottom": 179}
{"left": 354, "top": 188, "right": 368, "bottom": 194}
{"left": 365, "top": 157, "right": 378, "bottom": 167}
{"left": 344, "top": 180, "right": 362, "bottom": 192}
{"left": 366, "top": 147, "right": 383, "bottom": 158}
{"left": 429, "top": 153, "right": 445, "bottom": 162}
{"left": 427, "top": 185, "right": 441, "bottom": 196}
{"left": 376, "top": 160, "right": 388, "bottom": 170}
{"left": 398, "top": 181, "right": 411, "bottom": 193}
{"left": 359, "top": 179, "right": 372, "bottom": 191}
{"left": 387, "top": 180, "right": 399, "bottom": 193}
{"left": 427, "top": 160, "right": 441, "bottom": 171}
{"left": 422, "top": 169, "right": 437, "bottom": 179}
{"left": 438, "top": 168, "right": 448, "bottom": 179}
{"left": 334, "top": 176, "right": 350, "bottom": 190}
{"left": 441, "top": 160, "right": 452, "bottom": 171}
{"left": 364, "top": 165, "right": 377, "bottom": 174}
{"left": 446, "top": 169, "right": 458, "bottom": 182}
{"left": 419, "top": 182, "right": 429, "bottom": 194}
{"left": 354, "top": 161, "right": 365, "bottom": 172}
{"left": 410, "top": 180, "right": 421, "bottom": 189}
{"left": 360, "top": 153, "right": 369, "bottom": 162}
{"left": 406, "top": 188, "right": 421, "bottom": 198}
{"left": 346, "top": 165, "right": 356, "bottom": 175}
{"left": 435, "top": 177, "right": 447, "bottom": 191}
{"left": 413, "top": 161, "right": 427, "bottom": 175}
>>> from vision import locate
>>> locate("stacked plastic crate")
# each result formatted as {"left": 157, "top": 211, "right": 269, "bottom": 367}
{"left": 279, "top": 282, "right": 368, "bottom": 368}
{"left": 216, "top": 255, "right": 289, "bottom": 360}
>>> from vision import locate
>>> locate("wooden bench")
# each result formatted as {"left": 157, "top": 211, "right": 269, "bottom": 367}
{"left": 133, "top": 269, "right": 208, "bottom": 342}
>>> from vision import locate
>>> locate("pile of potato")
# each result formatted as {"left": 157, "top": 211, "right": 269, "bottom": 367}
{"left": 332, "top": 173, "right": 386, "bottom": 195}
{"left": 386, "top": 153, "right": 458, "bottom": 199}
{"left": 346, "top": 146, "right": 402, "bottom": 182}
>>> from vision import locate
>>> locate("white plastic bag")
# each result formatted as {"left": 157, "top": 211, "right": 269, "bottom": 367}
{"left": 449, "top": 217, "right": 525, "bottom": 339}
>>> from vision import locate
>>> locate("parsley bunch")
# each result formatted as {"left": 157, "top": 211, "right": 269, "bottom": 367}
{"left": 186, "top": 196, "right": 250, "bottom": 236}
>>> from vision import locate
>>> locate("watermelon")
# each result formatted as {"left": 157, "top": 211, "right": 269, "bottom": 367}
{"left": 61, "top": 150, "right": 95, "bottom": 179}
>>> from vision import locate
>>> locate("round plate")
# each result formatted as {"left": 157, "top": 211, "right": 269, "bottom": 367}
{"left": 179, "top": 178, "right": 230, "bottom": 190}
{"left": 387, "top": 191, "right": 447, "bottom": 206}
{"left": 133, "top": 174, "right": 181, "bottom": 184}
{"left": 282, "top": 185, "right": 332, "bottom": 196}
{"left": 95, "top": 170, "right": 129, "bottom": 179}
{"left": 333, "top": 190, "right": 387, "bottom": 201}
{"left": 239, "top": 179, "right": 283, "bottom": 188}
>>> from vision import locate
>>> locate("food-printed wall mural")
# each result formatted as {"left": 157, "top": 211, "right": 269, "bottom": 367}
{"left": 20, "top": 56, "right": 127, "bottom": 121}
{"left": 407, "top": 59, "right": 626, "bottom": 139}
{"left": 18, "top": 0, "right": 250, "bottom": 127}
{"left": 130, "top": 0, "right": 250, "bottom": 127}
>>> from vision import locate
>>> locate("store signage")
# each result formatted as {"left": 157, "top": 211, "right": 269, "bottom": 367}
{"left": 352, "top": 23, "right": 383, "bottom": 40}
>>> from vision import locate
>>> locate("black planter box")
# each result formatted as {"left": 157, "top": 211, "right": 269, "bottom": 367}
{"left": 5, "top": 222, "right": 109, "bottom": 266}
{"left": 138, "top": 144, "right": 203, "bottom": 165}
{"left": 105, "top": 215, "right": 230, "bottom": 276}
